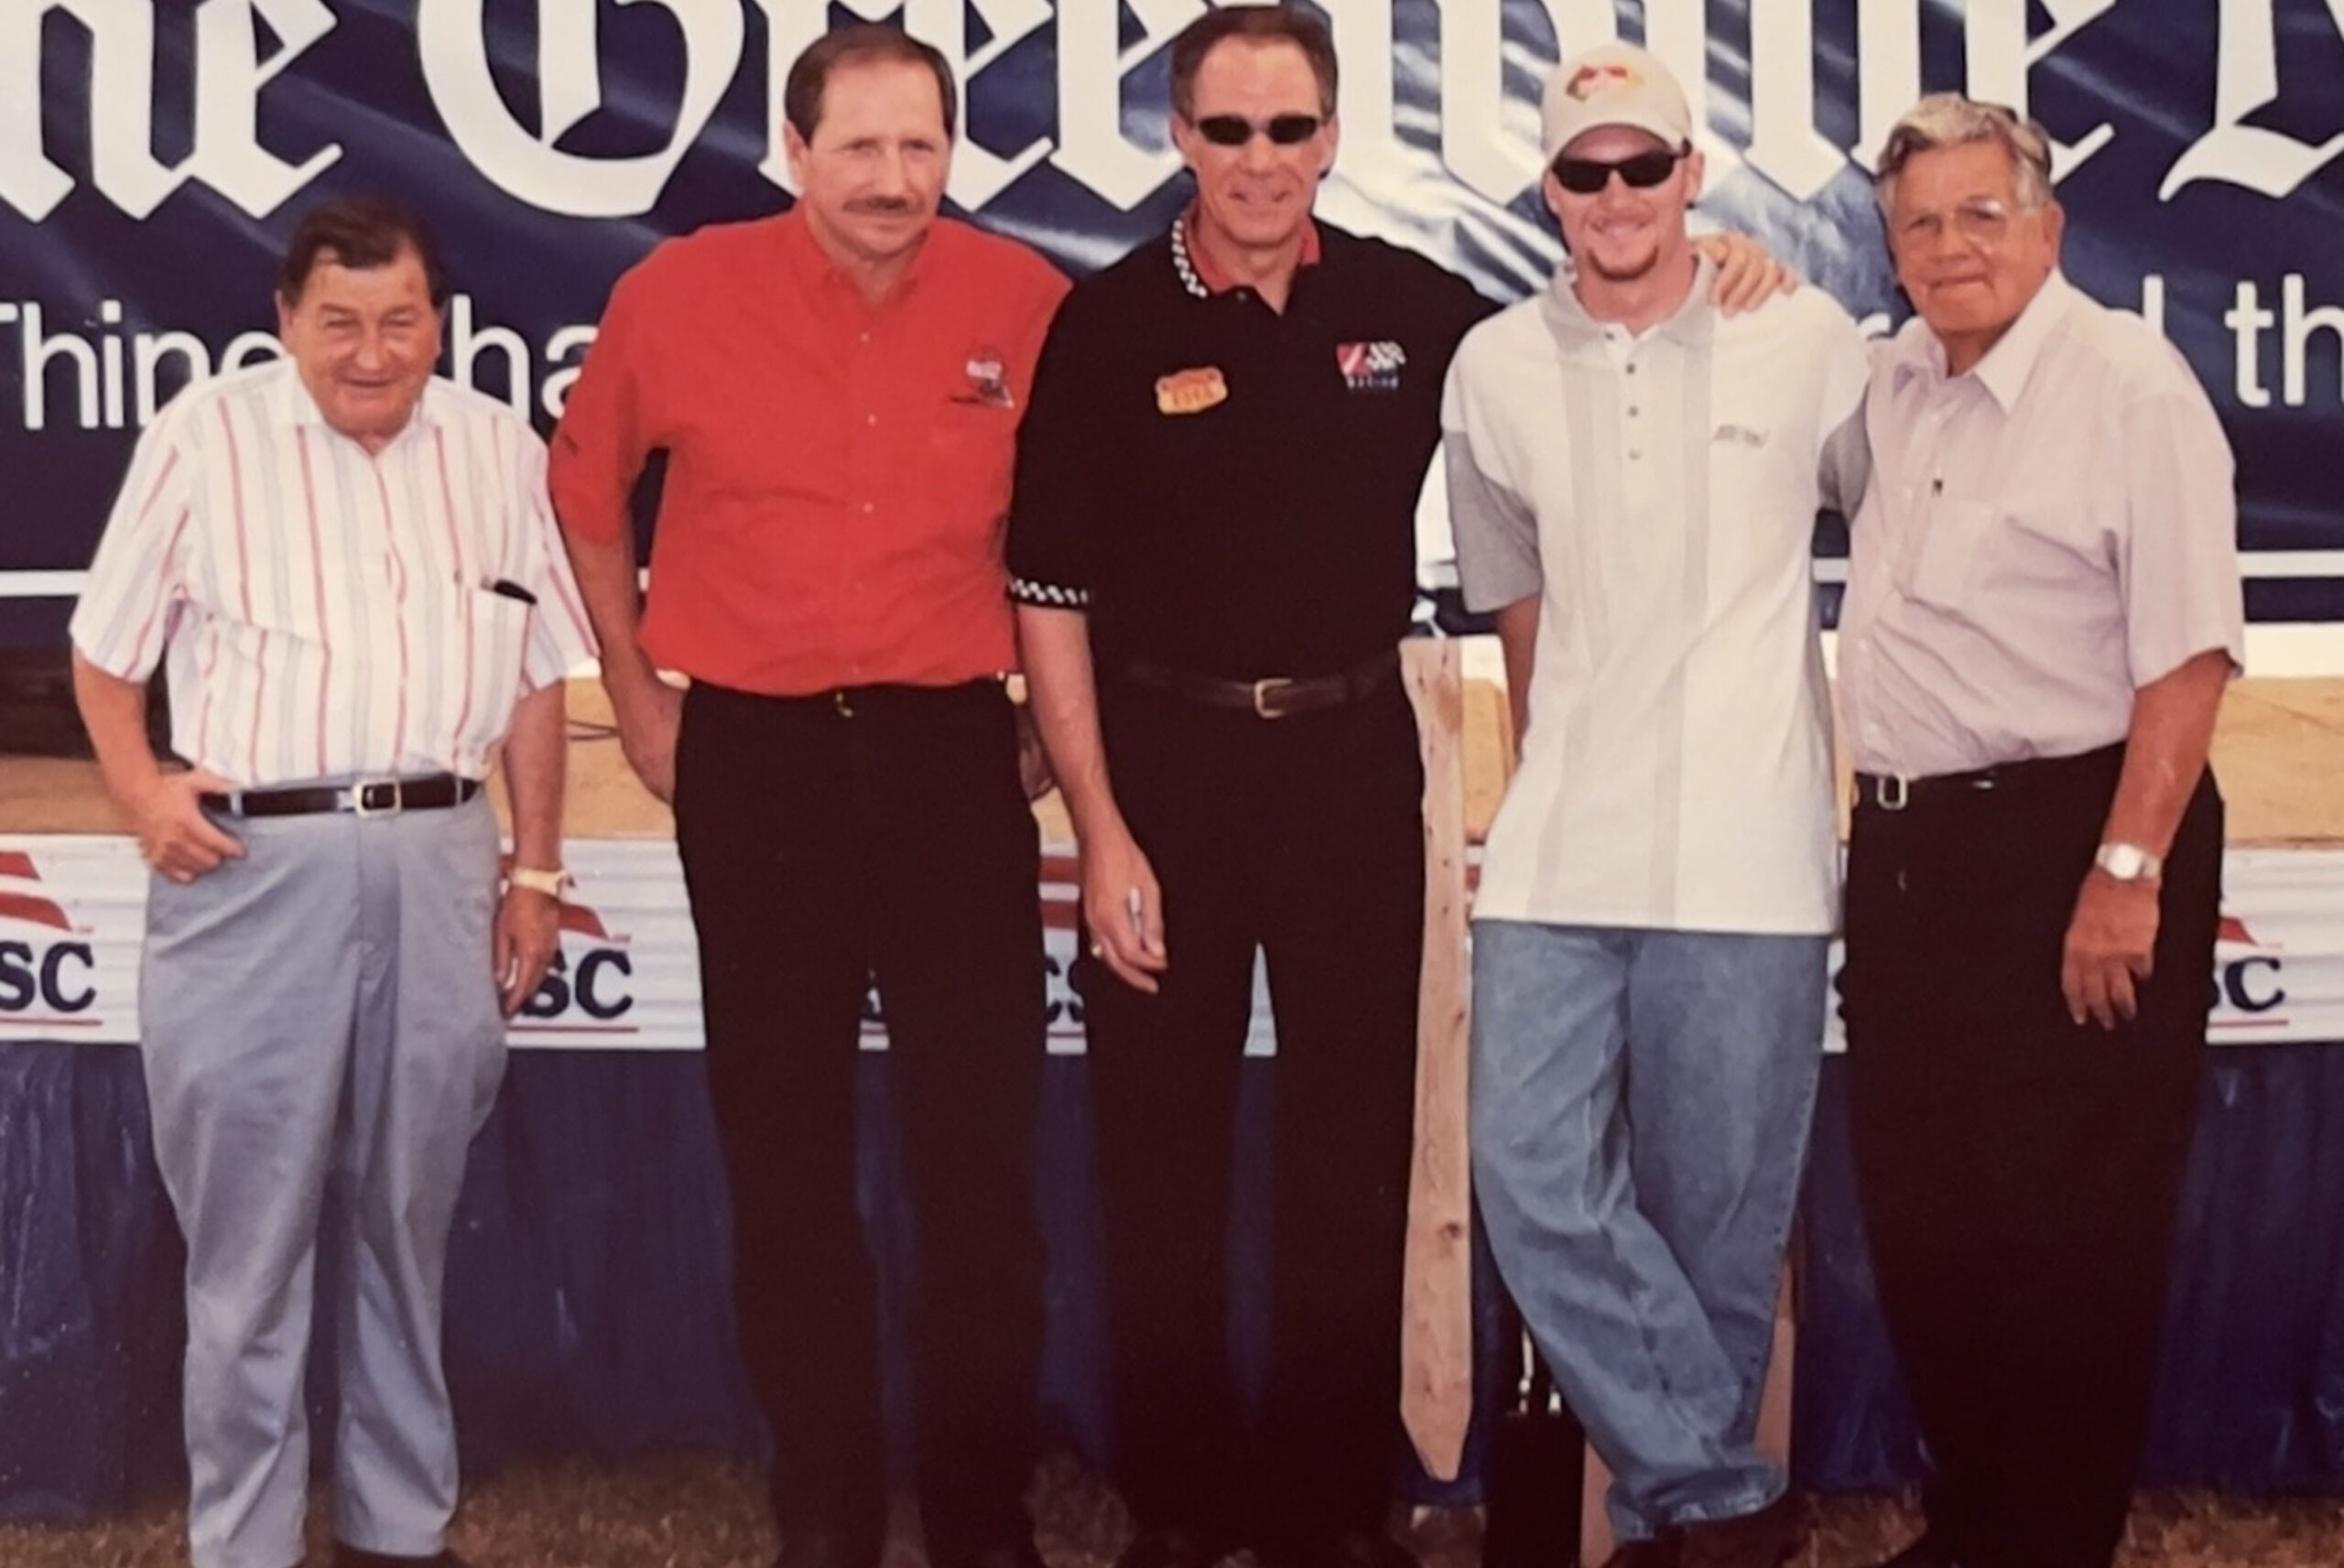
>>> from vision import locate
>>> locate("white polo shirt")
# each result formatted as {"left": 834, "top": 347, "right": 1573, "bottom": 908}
{"left": 72, "top": 360, "right": 596, "bottom": 787}
{"left": 1443, "top": 264, "right": 1868, "bottom": 935}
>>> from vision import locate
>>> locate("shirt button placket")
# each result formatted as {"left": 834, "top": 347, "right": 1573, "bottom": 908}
{"left": 847, "top": 317, "right": 879, "bottom": 672}
{"left": 1623, "top": 352, "right": 1642, "bottom": 460}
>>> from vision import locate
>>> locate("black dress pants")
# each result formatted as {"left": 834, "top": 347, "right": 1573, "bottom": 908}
{"left": 1079, "top": 675, "right": 1427, "bottom": 1555}
{"left": 674, "top": 679, "right": 1047, "bottom": 1564}
{"left": 1843, "top": 745, "right": 2221, "bottom": 1568}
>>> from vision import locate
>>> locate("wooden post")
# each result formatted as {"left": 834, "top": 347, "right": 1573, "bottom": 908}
{"left": 1400, "top": 639, "right": 1473, "bottom": 1481}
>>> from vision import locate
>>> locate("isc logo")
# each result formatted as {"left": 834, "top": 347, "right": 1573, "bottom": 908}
{"left": 516, "top": 946, "right": 634, "bottom": 1022}
{"left": 2212, "top": 956, "right": 2284, "bottom": 1015}
{"left": 0, "top": 938, "right": 96, "bottom": 1014}
{"left": 0, "top": 850, "right": 98, "bottom": 1020}
{"left": 2209, "top": 914, "right": 2286, "bottom": 1024}
{"left": 505, "top": 872, "right": 636, "bottom": 1028}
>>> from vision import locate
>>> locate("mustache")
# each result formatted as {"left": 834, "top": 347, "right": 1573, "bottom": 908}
{"left": 845, "top": 196, "right": 922, "bottom": 215}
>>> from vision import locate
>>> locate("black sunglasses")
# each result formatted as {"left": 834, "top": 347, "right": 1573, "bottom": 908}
{"left": 1194, "top": 114, "right": 1325, "bottom": 147}
{"left": 1550, "top": 147, "right": 1684, "bottom": 194}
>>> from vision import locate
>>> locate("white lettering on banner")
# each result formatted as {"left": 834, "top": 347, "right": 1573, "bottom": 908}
{"left": 417, "top": 0, "right": 743, "bottom": 218}
{"left": 0, "top": 0, "right": 338, "bottom": 222}
{"left": 2226, "top": 276, "right": 2344, "bottom": 411}
{"left": 1047, "top": 0, "right": 1198, "bottom": 215}
{"left": 0, "top": 295, "right": 605, "bottom": 430}
{"left": 4, "top": 0, "right": 2334, "bottom": 223}
{"left": 2161, "top": 0, "right": 2344, "bottom": 200}
{"left": 2, "top": 264, "right": 2310, "bottom": 434}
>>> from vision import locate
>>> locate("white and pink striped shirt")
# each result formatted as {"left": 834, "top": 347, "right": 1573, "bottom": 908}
{"left": 71, "top": 361, "right": 597, "bottom": 787}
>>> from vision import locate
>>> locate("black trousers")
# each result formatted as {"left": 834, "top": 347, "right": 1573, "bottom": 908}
{"left": 674, "top": 679, "right": 1047, "bottom": 1563}
{"left": 1843, "top": 746, "right": 2221, "bottom": 1568}
{"left": 1080, "top": 674, "right": 1427, "bottom": 1553}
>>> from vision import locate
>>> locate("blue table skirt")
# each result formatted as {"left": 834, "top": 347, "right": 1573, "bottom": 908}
{"left": 5, "top": 1040, "right": 2343, "bottom": 1522}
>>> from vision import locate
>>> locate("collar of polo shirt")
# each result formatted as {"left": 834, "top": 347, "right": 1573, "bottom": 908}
{"left": 1893, "top": 268, "right": 2075, "bottom": 413}
{"left": 1541, "top": 252, "right": 1717, "bottom": 344}
{"left": 1169, "top": 202, "right": 1323, "bottom": 298}
{"left": 776, "top": 207, "right": 930, "bottom": 303}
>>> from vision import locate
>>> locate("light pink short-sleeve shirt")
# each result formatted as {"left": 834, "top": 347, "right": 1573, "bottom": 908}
{"left": 1839, "top": 272, "right": 2242, "bottom": 780}
{"left": 71, "top": 362, "right": 597, "bottom": 788}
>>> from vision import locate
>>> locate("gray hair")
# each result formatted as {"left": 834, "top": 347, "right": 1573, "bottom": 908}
{"left": 1873, "top": 93, "right": 2055, "bottom": 215}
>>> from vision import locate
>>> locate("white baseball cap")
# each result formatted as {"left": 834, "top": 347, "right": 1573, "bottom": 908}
{"left": 1541, "top": 43, "right": 1694, "bottom": 163}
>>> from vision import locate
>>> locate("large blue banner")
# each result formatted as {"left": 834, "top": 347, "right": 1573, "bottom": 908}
{"left": 5, "top": 0, "right": 2343, "bottom": 645}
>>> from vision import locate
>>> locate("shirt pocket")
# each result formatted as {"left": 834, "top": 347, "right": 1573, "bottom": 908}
{"left": 926, "top": 398, "right": 1017, "bottom": 519}
{"left": 461, "top": 584, "right": 535, "bottom": 749}
{"left": 1894, "top": 497, "right": 1996, "bottom": 613}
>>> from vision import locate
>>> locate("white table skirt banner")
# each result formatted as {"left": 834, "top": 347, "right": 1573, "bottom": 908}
{"left": 2, "top": 837, "right": 2336, "bottom": 1053}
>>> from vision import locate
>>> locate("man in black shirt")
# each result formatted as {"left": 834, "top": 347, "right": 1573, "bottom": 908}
{"left": 1009, "top": 13, "right": 1783, "bottom": 1568}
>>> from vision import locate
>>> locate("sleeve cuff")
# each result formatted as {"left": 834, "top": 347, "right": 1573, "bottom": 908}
{"left": 1009, "top": 575, "right": 1091, "bottom": 610}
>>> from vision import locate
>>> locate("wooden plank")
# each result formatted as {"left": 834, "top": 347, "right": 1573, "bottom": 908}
{"left": 1400, "top": 638, "right": 1475, "bottom": 1481}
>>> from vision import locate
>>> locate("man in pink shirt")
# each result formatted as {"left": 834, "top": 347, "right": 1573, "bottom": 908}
{"left": 1838, "top": 95, "right": 2241, "bottom": 1568}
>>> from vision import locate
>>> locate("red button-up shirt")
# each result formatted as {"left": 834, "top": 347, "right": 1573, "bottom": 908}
{"left": 551, "top": 211, "right": 1069, "bottom": 695}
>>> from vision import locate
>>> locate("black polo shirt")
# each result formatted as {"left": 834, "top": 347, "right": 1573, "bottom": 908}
{"left": 1007, "top": 219, "right": 1494, "bottom": 680}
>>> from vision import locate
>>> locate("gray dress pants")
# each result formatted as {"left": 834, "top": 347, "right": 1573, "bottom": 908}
{"left": 141, "top": 793, "right": 505, "bottom": 1568}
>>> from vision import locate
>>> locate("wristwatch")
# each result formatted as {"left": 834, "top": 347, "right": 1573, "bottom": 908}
{"left": 508, "top": 866, "right": 570, "bottom": 898}
{"left": 2093, "top": 842, "right": 2163, "bottom": 882}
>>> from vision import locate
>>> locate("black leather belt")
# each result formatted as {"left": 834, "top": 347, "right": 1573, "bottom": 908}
{"left": 1122, "top": 649, "right": 1398, "bottom": 719}
{"left": 1854, "top": 744, "right": 2124, "bottom": 813}
{"left": 200, "top": 774, "right": 482, "bottom": 817}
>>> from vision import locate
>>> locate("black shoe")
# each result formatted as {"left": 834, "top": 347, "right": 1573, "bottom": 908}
{"left": 1595, "top": 1537, "right": 1680, "bottom": 1568}
{"left": 1269, "top": 1527, "right": 1420, "bottom": 1568}
{"left": 769, "top": 1525, "right": 884, "bottom": 1568}
{"left": 1342, "top": 1530, "right": 1426, "bottom": 1568}
{"left": 1865, "top": 1529, "right": 1958, "bottom": 1568}
{"left": 1677, "top": 1491, "right": 1801, "bottom": 1568}
{"left": 333, "top": 1548, "right": 470, "bottom": 1568}
{"left": 963, "top": 1536, "right": 1050, "bottom": 1568}
{"left": 1115, "top": 1525, "right": 1216, "bottom": 1568}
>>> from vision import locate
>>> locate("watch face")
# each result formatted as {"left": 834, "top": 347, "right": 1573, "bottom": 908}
{"left": 2099, "top": 844, "right": 2150, "bottom": 880}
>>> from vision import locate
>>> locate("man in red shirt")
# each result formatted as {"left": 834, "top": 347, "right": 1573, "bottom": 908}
{"left": 548, "top": 27, "right": 1069, "bottom": 1568}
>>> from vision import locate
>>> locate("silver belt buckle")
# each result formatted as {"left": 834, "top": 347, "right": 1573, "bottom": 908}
{"left": 350, "top": 777, "right": 405, "bottom": 816}
{"left": 1252, "top": 677, "right": 1298, "bottom": 719}
{"left": 1875, "top": 774, "right": 1909, "bottom": 812}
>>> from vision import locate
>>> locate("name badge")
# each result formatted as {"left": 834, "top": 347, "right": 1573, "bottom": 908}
{"left": 1156, "top": 366, "right": 1230, "bottom": 416}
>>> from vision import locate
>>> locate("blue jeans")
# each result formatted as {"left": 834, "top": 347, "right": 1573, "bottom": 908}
{"left": 1469, "top": 922, "right": 1825, "bottom": 1542}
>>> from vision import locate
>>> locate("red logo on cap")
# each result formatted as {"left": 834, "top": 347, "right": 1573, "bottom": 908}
{"left": 1567, "top": 61, "right": 1640, "bottom": 100}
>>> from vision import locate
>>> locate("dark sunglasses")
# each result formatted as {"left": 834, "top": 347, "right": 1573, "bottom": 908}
{"left": 1194, "top": 113, "right": 1325, "bottom": 147}
{"left": 1550, "top": 147, "right": 1684, "bottom": 194}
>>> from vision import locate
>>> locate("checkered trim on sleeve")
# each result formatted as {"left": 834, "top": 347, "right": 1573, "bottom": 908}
{"left": 1009, "top": 576, "right": 1091, "bottom": 609}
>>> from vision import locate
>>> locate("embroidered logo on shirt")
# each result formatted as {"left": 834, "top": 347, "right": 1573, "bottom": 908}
{"left": 1336, "top": 341, "right": 1405, "bottom": 392}
{"left": 1156, "top": 365, "right": 1231, "bottom": 416}
{"left": 1713, "top": 423, "right": 1771, "bottom": 449}
{"left": 955, "top": 347, "right": 1016, "bottom": 409}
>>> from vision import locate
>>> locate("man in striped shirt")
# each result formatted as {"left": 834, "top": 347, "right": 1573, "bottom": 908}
{"left": 70, "top": 198, "right": 594, "bottom": 1568}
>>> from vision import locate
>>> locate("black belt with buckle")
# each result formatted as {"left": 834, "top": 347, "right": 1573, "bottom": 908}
{"left": 1121, "top": 649, "right": 1398, "bottom": 719}
{"left": 200, "top": 773, "right": 482, "bottom": 817}
{"left": 1854, "top": 743, "right": 2125, "bottom": 813}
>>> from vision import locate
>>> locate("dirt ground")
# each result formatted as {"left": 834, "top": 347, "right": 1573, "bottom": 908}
{"left": 5, "top": 1451, "right": 2344, "bottom": 1568}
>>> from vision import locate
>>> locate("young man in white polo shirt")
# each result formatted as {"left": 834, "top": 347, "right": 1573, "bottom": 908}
{"left": 1440, "top": 43, "right": 1867, "bottom": 1568}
